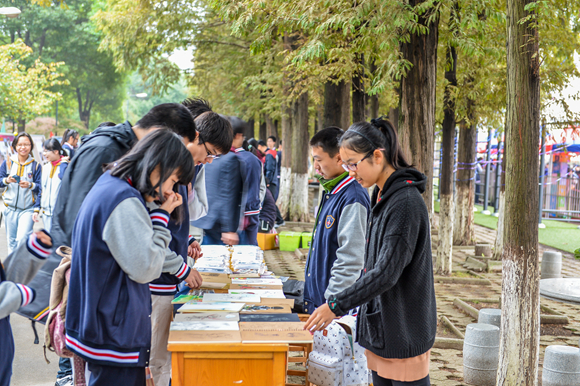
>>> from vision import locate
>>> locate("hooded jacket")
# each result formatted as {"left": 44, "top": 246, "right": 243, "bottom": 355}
{"left": 18, "top": 122, "right": 137, "bottom": 322}
{"left": 40, "top": 159, "right": 68, "bottom": 217}
{"left": 327, "top": 168, "right": 437, "bottom": 359}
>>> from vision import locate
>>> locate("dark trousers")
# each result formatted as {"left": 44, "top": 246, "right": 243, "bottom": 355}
{"left": 238, "top": 215, "right": 259, "bottom": 246}
{"left": 57, "top": 357, "right": 72, "bottom": 379}
{"left": 201, "top": 225, "right": 225, "bottom": 246}
{"left": 372, "top": 372, "right": 431, "bottom": 386}
{"left": 0, "top": 317, "right": 14, "bottom": 386}
{"left": 88, "top": 362, "right": 146, "bottom": 386}
{"left": 267, "top": 185, "right": 284, "bottom": 224}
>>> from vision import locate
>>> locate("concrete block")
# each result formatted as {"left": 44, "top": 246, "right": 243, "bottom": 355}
{"left": 478, "top": 308, "right": 501, "bottom": 329}
{"left": 541, "top": 251, "right": 562, "bottom": 279}
{"left": 542, "top": 345, "right": 580, "bottom": 386}
{"left": 463, "top": 323, "right": 500, "bottom": 386}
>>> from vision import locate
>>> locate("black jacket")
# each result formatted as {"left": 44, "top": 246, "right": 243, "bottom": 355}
{"left": 328, "top": 168, "right": 437, "bottom": 359}
{"left": 18, "top": 122, "right": 137, "bottom": 322}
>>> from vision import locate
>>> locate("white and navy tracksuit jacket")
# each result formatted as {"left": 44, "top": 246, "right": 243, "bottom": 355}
{"left": 0, "top": 231, "right": 52, "bottom": 386}
{"left": 0, "top": 155, "right": 42, "bottom": 212}
{"left": 65, "top": 172, "right": 190, "bottom": 367}
{"left": 40, "top": 159, "right": 68, "bottom": 217}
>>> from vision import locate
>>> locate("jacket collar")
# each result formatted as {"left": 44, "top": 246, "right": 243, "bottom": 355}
{"left": 317, "top": 172, "right": 353, "bottom": 194}
{"left": 10, "top": 154, "right": 34, "bottom": 166}
{"left": 373, "top": 168, "right": 427, "bottom": 211}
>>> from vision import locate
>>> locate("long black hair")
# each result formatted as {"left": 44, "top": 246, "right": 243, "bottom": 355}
{"left": 108, "top": 129, "right": 195, "bottom": 223}
{"left": 339, "top": 117, "right": 411, "bottom": 170}
{"left": 61, "top": 129, "right": 79, "bottom": 146}
{"left": 43, "top": 138, "right": 65, "bottom": 156}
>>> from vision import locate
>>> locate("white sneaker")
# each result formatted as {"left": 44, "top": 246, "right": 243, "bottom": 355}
{"left": 55, "top": 375, "right": 73, "bottom": 386}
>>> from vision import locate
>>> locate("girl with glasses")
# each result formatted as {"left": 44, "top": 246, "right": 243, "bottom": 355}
{"left": 0, "top": 133, "right": 42, "bottom": 253}
{"left": 304, "top": 117, "right": 437, "bottom": 386}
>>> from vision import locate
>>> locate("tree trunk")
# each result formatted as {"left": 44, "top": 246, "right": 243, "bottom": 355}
{"left": 259, "top": 115, "right": 267, "bottom": 141}
{"left": 341, "top": 80, "right": 351, "bottom": 129}
{"left": 323, "top": 80, "right": 345, "bottom": 128}
{"left": 278, "top": 33, "right": 297, "bottom": 218}
{"left": 247, "top": 118, "right": 255, "bottom": 139}
{"left": 352, "top": 55, "right": 366, "bottom": 123}
{"left": 17, "top": 119, "right": 26, "bottom": 132}
{"left": 368, "top": 61, "right": 379, "bottom": 119}
{"left": 497, "top": 0, "right": 541, "bottom": 383}
{"left": 436, "top": 37, "right": 458, "bottom": 276}
{"left": 289, "top": 92, "right": 310, "bottom": 222}
{"left": 398, "top": 0, "right": 439, "bottom": 219}
{"left": 493, "top": 144, "right": 507, "bottom": 260}
{"left": 453, "top": 112, "right": 477, "bottom": 245}
{"left": 266, "top": 115, "right": 278, "bottom": 140}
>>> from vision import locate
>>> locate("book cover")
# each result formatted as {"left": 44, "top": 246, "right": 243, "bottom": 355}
{"left": 177, "top": 302, "right": 245, "bottom": 313}
{"left": 170, "top": 321, "right": 239, "bottom": 331}
{"left": 239, "top": 313, "right": 301, "bottom": 323}
{"left": 174, "top": 312, "right": 240, "bottom": 322}
{"left": 202, "top": 293, "right": 261, "bottom": 303}
{"left": 239, "top": 322, "right": 312, "bottom": 344}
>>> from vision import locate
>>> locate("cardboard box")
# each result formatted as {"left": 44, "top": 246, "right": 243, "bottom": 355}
{"left": 257, "top": 232, "right": 278, "bottom": 250}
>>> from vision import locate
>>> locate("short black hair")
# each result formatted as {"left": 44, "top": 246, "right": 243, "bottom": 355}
{"left": 182, "top": 98, "right": 233, "bottom": 154}
{"left": 108, "top": 129, "right": 195, "bottom": 223}
{"left": 268, "top": 136, "right": 277, "bottom": 143}
{"left": 12, "top": 132, "right": 34, "bottom": 151}
{"left": 257, "top": 140, "right": 267, "bottom": 147}
{"left": 135, "top": 103, "right": 197, "bottom": 142}
{"left": 232, "top": 125, "right": 245, "bottom": 136}
{"left": 310, "top": 126, "right": 344, "bottom": 157}
{"left": 43, "top": 138, "right": 64, "bottom": 155}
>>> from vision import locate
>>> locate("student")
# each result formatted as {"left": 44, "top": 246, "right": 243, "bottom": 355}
{"left": 60, "top": 129, "right": 79, "bottom": 159}
{"left": 37, "top": 139, "right": 68, "bottom": 231}
{"left": 257, "top": 140, "right": 278, "bottom": 197}
{"left": 0, "top": 230, "right": 53, "bottom": 386}
{"left": 231, "top": 126, "right": 262, "bottom": 245}
{"left": 304, "top": 118, "right": 437, "bottom": 386}
{"left": 303, "top": 127, "right": 370, "bottom": 314}
{"left": 148, "top": 98, "right": 233, "bottom": 386}
{"left": 65, "top": 130, "right": 196, "bottom": 386}
{"left": 0, "top": 133, "right": 42, "bottom": 253}
{"left": 19, "top": 103, "right": 200, "bottom": 385}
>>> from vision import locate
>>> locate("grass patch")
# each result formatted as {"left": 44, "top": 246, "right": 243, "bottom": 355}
{"left": 434, "top": 201, "right": 580, "bottom": 254}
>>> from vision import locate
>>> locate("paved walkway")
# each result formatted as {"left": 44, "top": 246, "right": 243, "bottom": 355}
{"left": 269, "top": 219, "right": 580, "bottom": 386}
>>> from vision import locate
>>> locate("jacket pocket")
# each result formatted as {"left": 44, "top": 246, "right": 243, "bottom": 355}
{"left": 363, "top": 310, "right": 384, "bottom": 349}
{"left": 112, "top": 281, "right": 128, "bottom": 326}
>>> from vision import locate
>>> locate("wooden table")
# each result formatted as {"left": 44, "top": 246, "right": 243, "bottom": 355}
{"left": 168, "top": 332, "right": 289, "bottom": 386}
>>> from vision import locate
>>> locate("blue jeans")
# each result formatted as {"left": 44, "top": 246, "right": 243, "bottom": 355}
{"left": 57, "top": 357, "right": 72, "bottom": 379}
{"left": 4, "top": 207, "right": 34, "bottom": 254}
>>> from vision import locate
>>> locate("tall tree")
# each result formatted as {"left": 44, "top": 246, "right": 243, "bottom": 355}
{"left": 497, "top": 0, "right": 541, "bottom": 383}
{"left": 289, "top": 91, "right": 310, "bottom": 221}
{"left": 436, "top": 1, "right": 459, "bottom": 275}
{"left": 352, "top": 55, "right": 366, "bottom": 123}
{"left": 398, "top": 0, "right": 440, "bottom": 218}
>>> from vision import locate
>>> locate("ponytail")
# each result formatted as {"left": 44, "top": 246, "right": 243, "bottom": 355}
{"left": 61, "top": 129, "right": 79, "bottom": 146}
{"left": 369, "top": 117, "right": 412, "bottom": 169}
{"left": 339, "top": 117, "right": 412, "bottom": 170}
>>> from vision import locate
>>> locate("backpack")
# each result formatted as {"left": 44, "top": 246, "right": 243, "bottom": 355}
{"left": 44, "top": 246, "right": 74, "bottom": 359}
{"left": 307, "top": 315, "right": 371, "bottom": 386}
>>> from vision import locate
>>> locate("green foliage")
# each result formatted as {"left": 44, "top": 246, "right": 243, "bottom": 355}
{"left": 0, "top": 0, "right": 127, "bottom": 128}
{"left": 0, "top": 40, "right": 65, "bottom": 122}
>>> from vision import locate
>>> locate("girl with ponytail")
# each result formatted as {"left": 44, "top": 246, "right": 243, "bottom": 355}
{"left": 37, "top": 138, "right": 68, "bottom": 230}
{"left": 61, "top": 129, "right": 79, "bottom": 159}
{"left": 305, "top": 117, "right": 437, "bottom": 386}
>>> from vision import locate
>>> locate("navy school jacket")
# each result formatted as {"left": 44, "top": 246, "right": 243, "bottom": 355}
{"left": 65, "top": 173, "right": 189, "bottom": 367}
{"left": 234, "top": 148, "right": 262, "bottom": 217}
{"left": 303, "top": 174, "right": 370, "bottom": 313}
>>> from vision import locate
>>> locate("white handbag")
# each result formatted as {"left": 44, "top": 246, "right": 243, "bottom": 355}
{"left": 308, "top": 315, "right": 371, "bottom": 386}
